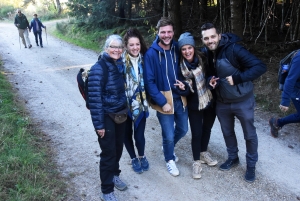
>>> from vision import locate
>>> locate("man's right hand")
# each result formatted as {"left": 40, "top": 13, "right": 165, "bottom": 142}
{"left": 162, "top": 103, "right": 172, "bottom": 113}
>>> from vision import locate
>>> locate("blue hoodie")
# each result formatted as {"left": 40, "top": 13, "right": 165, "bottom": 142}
{"left": 143, "top": 36, "right": 189, "bottom": 109}
{"left": 281, "top": 51, "right": 300, "bottom": 106}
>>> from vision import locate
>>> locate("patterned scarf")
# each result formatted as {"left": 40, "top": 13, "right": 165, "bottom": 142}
{"left": 123, "top": 52, "right": 149, "bottom": 128}
{"left": 180, "top": 55, "right": 213, "bottom": 110}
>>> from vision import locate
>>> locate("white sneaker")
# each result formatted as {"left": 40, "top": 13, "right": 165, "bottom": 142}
{"left": 162, "top": 146, "right": 179, "bottom": 162}
{"left": 192, "top": 161, "right": 202, "bottom": 179}
{"left": 166, "top": 160, "right": 179, "bottom": 176}
{"left": 200, "top": 151, "right": 218, "bottom": 166}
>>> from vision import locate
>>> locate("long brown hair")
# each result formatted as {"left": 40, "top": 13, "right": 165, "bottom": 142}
{"left": 123, "top": 28, "right": 148, "bottom": 55}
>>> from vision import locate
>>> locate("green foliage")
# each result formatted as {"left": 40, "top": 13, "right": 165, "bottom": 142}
{"left": 67, "top": 0, "right": 120, "bottom": 29}
{"left": 0, "top": 61, "right": 66, "bottom": 200}
{"left": 0, "top": 5, "right": 15, "bottom": 19}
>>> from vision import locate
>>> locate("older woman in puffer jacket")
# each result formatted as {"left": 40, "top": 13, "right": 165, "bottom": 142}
{"left": 88, "top": 34, "right": 127, "bottom": 201}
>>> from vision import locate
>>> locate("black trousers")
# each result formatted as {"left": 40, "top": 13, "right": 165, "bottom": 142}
{"left": 33, "top": 31, "right": 42, "bottom": 45}
{"left": 189, "top": 104, "right": 216, "bottom": 161}
{"left": 97, "top": 115, "right": 126, "bottom": 194}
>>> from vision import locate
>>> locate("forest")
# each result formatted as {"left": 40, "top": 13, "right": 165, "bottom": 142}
{"left": 66, "top": 0, "right": 300, "bottom": 46}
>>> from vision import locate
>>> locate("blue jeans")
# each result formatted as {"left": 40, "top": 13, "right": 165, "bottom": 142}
{"left": 157, "top": 98, "right": 188, "bottom": 162}
{"left": 278, "top": 98, "right": 300, "bottom": 127}
{"left": 216, "top": 95, "right": 258, "bottom": 167}
{"left": 33, "top": 31, "right": 43, "bottom": 45}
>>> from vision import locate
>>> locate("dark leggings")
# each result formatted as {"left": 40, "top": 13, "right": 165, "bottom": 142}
{"left": 124, "top": 116, "right": 146, "bottom": 159}
{"left": 189, "top": 105, "right": 216, "bottom": 161}
{"left": 33, "top": 31, "right": 42, "bottom": 45}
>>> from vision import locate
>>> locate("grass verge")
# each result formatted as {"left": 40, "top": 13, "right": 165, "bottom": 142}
{"left": 0, "top": 58, "right": 66, "bottom": 200}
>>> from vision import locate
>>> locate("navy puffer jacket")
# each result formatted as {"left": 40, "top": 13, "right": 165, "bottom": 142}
{"left": 88, "top": 52, "right": 127, "bottom": 130}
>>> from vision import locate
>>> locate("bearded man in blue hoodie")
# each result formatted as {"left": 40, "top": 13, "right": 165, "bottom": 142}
{"left": 144, "top": 17, "right": 189, "bottom": 177}
{"left": 200, "top": 23, "right": 267, "bottom": 183}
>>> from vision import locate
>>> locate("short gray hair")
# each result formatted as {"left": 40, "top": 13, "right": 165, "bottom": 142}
{"left": 103, "top": 34, "right": 123, "bottom": 51}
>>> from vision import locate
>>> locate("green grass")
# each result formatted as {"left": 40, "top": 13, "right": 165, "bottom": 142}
{"left": 0, "top": 59, "right": 66, "bottom": 200}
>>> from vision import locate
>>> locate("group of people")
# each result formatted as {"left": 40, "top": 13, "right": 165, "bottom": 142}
{"left": 14, "top": 9, "right": 46, "bottom": 48}
{"left": 87, "top": 17, "right": 299, "bottom": 201}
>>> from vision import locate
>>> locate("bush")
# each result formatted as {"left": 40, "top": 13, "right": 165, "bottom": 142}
{"left": 0, "top": 5, "right": 15, "bottom": 19}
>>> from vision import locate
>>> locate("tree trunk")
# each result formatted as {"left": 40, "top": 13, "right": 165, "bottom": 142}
{"left": 230, "top": 0, "right": 243, "bottom": 38}
{"left": 55, "top": 0, "right": 61, "bottom": 15}
{"left": 128, "top": 0, "right": 132, "bottom": 19}
{"left": 200, "top": 0, "right": 208, "bottom": 23}
{"left": 119, "top": 0, "right": 126, "bottom": 23}
{"left": 167, "top": 0, "right": 182, "bottom": 40}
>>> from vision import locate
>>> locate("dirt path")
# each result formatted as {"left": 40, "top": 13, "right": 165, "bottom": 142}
{"left": 0, "top": 21, "right": 299, "bottom": 201}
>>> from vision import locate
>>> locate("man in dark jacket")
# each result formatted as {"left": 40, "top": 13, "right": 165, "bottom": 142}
{"left": 144, "top": 17, "right": 189, "bottom": 177}
{"left": 30, "top": 14, "right": 46, "bottom": 48}
{"left": 269, "top": 51, "right": 300, "bottom": 137}
{"left": 200, "top": 23, "right": 267, "bottom": 183}
{"left": 14, "top": 9, "right": 32, "bottom": 49}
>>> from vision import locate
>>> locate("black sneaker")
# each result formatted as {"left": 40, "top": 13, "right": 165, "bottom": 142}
{"left": 269, "top": 117, "right": 279, "bottom": 138}
{"left": 36, "top": 43, "right": 39, "bottom": 46}
{"left": 244, "top": 166, "right": 256, "bottom": 183}
{"left": 219, "top": 157, "right": 239, "bottom": 171}
{"left": 41, "top": 45, "right": 43, "bottom": 48}
{"left": 25, "top": 46, "right": 27, "bottom": 48}
{"left": 29, "top": 44, "right": 32, "bottom": 49}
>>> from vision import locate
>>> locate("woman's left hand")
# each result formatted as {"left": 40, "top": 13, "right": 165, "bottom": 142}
{"left": 174, "top": 80, "right": 185, "bottom": 90}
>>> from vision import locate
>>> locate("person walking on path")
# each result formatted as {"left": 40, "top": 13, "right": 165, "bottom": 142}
{"left": 14, "top": 9, "right": 32, "bottom": 49}
{"left": 30, "top": 14, "right": 46, "bottom": 48}
{"left": 200, "top": 23, "right": 267, "bottom": 183}
{"left": 88, "top": 35, "right": 128, "bottom": 201}
{"left": 178, "top": 32, "right": 218, "bottom": 179}
{"left": 122, "top": 28, "right": 150, "bottom": 174}
{"left": 269, "top": 51, "right": 300, "bottom": 137}
{"left": 144, "top": 17, "right": 190, "bottom": 177}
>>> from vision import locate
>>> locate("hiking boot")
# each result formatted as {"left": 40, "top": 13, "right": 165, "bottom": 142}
{"left": 131, "top": 158, "right": 143, "bottom": 174}
{"left": 29, "top": 44, "right": 32, "bottom": 48}
{"left": 100, "top": 192, "right": 118, "bottom": 201}
{"left": 162, "top": 146, "right": 179, "bottom": 162}
{"left": 244, "top": 166, "right": 256, "bottom": 183}
{"left": 219, "top": 157, "right": 239, "bottom": 171}
{"left": 269, "top": 117, "right": 280, "bottom": 138}
{"left": 113, "top": 176, "right": 127, "bottom": 191}
{"left": 140, "top": 156, "right": 149, "bottom": 171}
{"left": 200, "top": 151, "right": 218, "bottom": 166}
{"left": 192, "top": 161, "right": 202, "bottom": 179}
{"left": 166, "top": 160, "right": 179, "bottom": 176}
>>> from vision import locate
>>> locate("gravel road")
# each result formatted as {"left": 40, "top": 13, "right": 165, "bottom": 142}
{"left": 0, "top": 21, "right": 299, "bottom": 201}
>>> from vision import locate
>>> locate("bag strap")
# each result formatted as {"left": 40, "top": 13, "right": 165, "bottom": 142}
{"left": 97, "top": 59, "right": 108, "bottom": 87}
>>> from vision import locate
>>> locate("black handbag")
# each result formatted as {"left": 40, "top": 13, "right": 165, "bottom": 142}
{"left": 108, "top": 108, "right": 128, "bottom": 124}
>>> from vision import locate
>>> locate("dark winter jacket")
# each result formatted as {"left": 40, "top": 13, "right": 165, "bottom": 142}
{"left": 143, "top": 36, "right": 189, "bottom": 112}
{"left": 281, "top": 51, "right": 300, "bottom": 106}
{"left": 14, "top": 14, "right": 29, "bottom": 29}
{"left": 30, "top": 18, "right": 45, "bottom": 32}
{"left": 88, "top": 52, "right": 127, "bottom": 130}
{"left": 201, "top": 33, "right": 267, "bottom": 103}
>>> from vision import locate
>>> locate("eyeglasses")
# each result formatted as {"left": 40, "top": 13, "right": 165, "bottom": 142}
{"left": 18, "top": 12, "right": 21, "bottom": 13}
{"left": 109, "top": 46, "right": 123, "bottom": 50}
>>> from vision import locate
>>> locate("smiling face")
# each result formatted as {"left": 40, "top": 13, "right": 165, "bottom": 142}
{"left": 181, "top": 45, "right": 194, "bottom": 63}
{"left": 201, "top": 28, "right": 221, "bottom": 52}
{"left": 126, "top": 37, "right": 140, "bottom": 57}
{"left": 158, "top": 25, "right": 174, "bottom": 49}
{"left": 106, "top": 40, "right": 123, "bottom": 61}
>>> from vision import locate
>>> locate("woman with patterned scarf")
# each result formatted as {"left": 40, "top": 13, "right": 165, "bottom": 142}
{"left": 122, "top": 28, "right": 150, "bottom": 174}
{"left": 178, "top": 32, "right": 218, "bottom": 179}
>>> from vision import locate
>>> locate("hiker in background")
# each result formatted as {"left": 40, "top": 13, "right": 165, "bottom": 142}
{"left": 122, "top": 28, "right": 150, "bottom": 174}
{"left": 269, "top": 51, "right": 300, "bottom": 137}
{"left": 14, "top": 9, "right": 32, "bottom": 49}
{"left": 200, "top": 22, "right": 266, "bottom": 183}
{"left": 178, "top": 32, "right": 218, "bottom": 179}
{"left": 88, "top": 34, "right": 127, "bottom": 201}
{"left": 30, "top": 14, "right": 46, "bottom": 48}
{"left": 144, "top": 17, "right": 190, "bottom": 177}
